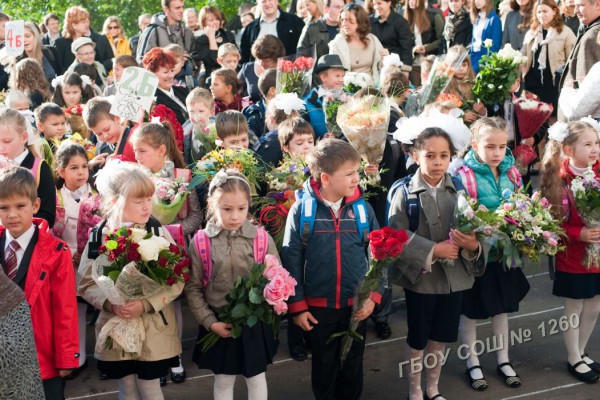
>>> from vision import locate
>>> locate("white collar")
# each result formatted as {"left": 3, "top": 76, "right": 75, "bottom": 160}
{"left": 14, "top": 149, "right": 29, "bottom": 165}
{"left": 569, "top": 159, "right": 591, "bottom": 176}
{"left": 316, "top": 86, "right": 328, "bottom": 98}
{"left": 261, "top": 10, "right": 281, "bottom": 24}
{"left": 5, "top": 224, "right": 36, "bottom": 251}
{"left": 62, "top": 183, "right": 91, "bottom": 201}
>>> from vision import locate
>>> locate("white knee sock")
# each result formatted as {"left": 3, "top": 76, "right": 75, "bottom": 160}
{"left": 245, "top": 373, "right": 268, "bottom": 400}
{"left": 118, "top": 374, "right": 141, "bottom": 400}
{"left": 459, "top": 315, "right": 482, "bottom": 379}
{"left": 171, "top": 300, "right": 184, "bottom": 374}
{"left": 214, "top": 374, "right": 236, "bottom": 400}
{"left": 579, "top": 296, "right": 600, "bottom": 359}
{"left": 563, "top": 298, "right": 591, "bottom": 373}
{"left": 491, "top": 313, "right": 515, "bottom": 376}
{"left": 136, "top": 378, "right": 164, "bottom": 400}
{"left": 77, "top": 302, "right": 87, "bottom": 366}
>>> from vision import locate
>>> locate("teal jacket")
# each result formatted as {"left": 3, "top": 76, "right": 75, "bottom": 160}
{"left": 460, "top": 148, "right": 521, "bottom": 210}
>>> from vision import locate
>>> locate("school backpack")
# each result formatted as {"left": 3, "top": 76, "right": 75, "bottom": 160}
{"left": 193, "top": 225, "right": 269, "bottom": 289}
{"left": 87, "top": 217, "right": 162, "bottom": 260}
{"left": 384, "top": 174, "right": 466, "bottom": 231}
{"left": 295, "top": 188, "right": 370, "bottom": 248}
{"left": 455, "top": 165, "right": 522, "bottom": 200}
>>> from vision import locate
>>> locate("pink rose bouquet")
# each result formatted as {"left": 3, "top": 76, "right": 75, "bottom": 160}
{"left": 275, "top": 50, "right": 315, "bottom": 96}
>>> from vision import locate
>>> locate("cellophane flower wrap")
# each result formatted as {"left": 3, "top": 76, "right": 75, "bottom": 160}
{"left": 322, "top": 89, "right": 351, "bottom": 139}
{"left": 570, "top": 167, "right": 600, "bottom": 269}
{"left": 258, "top": 157, "right": 311, "bottom": 249}
{"left": 337, "top": 95, "right": 390, "bottom": 182}
{"left": 513, "top": 93, "right": 553, "bottom": 173}
{"left": 472, "top": 43, "right": 527, "bottom": 108}
{"left": 343, "top": 72, "right": 373, "bottom": 94}
{"left": 455, "top": 191, "right": 503, "bottom": 235}
{"left": 331, "top": 228, "right": 409, "bottom": 367}
{"left": 418, "top": 52, "right": 467, "bottom": 113}
{"left": 191, "top": 148, "right": 262, "bottom": 192}
{"left": 150, "top": 177, "right": 189, "bottom": 225}
{"left": 199, "top": 255, "right": 297, "bottom": 352}
{"left": 276, "top": 51, "right": 315, "bottom": 97}
{"left": 92, "top": 227, "right": 190, "bottom": 357}
{"left": 191, "top": 123, "right": 218, "bottom": 158}
{"left": 496, "top": 189, "right": 565, "bottom": 268}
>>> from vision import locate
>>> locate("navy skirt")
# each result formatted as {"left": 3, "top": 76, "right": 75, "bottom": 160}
{"left": 97, "top": 356, "right": 179, "bottom": 380}
{"left": 553, "top": 271, "right": 600, "bottom": 299}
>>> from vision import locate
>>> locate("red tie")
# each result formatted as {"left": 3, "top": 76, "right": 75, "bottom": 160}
{"left": 4, "top": 240, "right": 20, "bottom": 280}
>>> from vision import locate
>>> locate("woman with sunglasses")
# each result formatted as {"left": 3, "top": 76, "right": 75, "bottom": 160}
{"left": 102, "top": 16, "right": 132, "bottom": 57}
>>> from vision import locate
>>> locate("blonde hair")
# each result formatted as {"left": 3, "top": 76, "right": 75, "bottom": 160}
{"left": 206, "top": 169, "right": 252, "bottom": 222}
{"left": 471, "top": 0, "right": 494, "bottom": 22}
{"left": 217, "top": 43, "right": 241, "bottom": 60}
{"left": 24, "top": 21, "right": 43, "bottom": 64}
{"left": 470, "top": 117, "right": 507, "bottom": 142}
{"left": 0, "top": 107, "right": 28, "bottom": 138}
{"left": 130, "top": 122, "right": 186, "bottom": 168}
{"left": 102, "top": 16, "right": 125, "bottom": 37}
{"left": 307, "top": 139, "right": 361, "bottom": 182}
{"left": 186, "top": 87, "right": 214, "bottom": 110}
{"left": 215, "top": 110, "right": 248, "bottom": 140}
{"left": 540, "top": 121, "right": 597, "bottom": 218}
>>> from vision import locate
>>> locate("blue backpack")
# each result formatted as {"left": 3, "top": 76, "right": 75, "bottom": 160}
{"left": 295, "top": 189, "right": 371, "bottom": 248}
{"left": 384, "top": 175, "right": 466, "bottom": 230}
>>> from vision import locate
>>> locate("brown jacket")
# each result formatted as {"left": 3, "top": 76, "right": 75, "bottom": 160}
{"left": 185, "top": 220, "right": 279, "bottom": 330}
{"left": 78, "top": 224, "right": 184, "bottom": 362}
{"left": 522, "top": 26, "right": 576, "bottom": 81}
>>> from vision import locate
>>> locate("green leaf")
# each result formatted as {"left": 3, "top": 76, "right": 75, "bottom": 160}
{"left": 231, "top": 325, "right": 242, "bottom": 338}
{"left": 247, "top": 315, "right": 258, "bottom": 327}
{"left": 108, "top": 270, "right": 121, "bottom": 282}
{"left": 249, "top": 287, "right": 263, "bottom": 304}
{"left": 106, "top": 240, "right": 118, "bottom": 250}
{"left": 231, "top": 303, "right": 249, "bottom": 319}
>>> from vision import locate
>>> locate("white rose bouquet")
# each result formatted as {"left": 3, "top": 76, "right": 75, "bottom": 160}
{"left": 343, "top": 72, "right": 373, "bottom": 94}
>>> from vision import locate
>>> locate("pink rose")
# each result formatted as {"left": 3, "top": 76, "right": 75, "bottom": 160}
{"left": 543, "top": 231, "right": 551, "bottom": 239}
{"left": 503, "top": 203, "right": 514, "bottom": 211}
{"left": 548, "top": 238, "right": 558, "bottom": 247}
{"left": 532, "top": 192, "right": 540, "bottom": 201}
{"left": 273, "top": 300, "right": 288, "bottom": 315}
{"left": 264, "top": 275, "right": 286, "bottom": 304}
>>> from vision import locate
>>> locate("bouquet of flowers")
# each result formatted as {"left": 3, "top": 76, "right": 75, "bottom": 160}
{"left": 322, "top": 89, "right": 351, "bottom": 139}
{"left": 264, "top": 156, "right": 310, "bottom": 192}
{"left": 337, "top": 95, "right": 390, "bottom": 182}
{"left": 276, "top": 52, "right": 315, "bottom": 97}
{"left": 472, "top": 43, "right": 527, "bottom": 110}
{"left": 68, "top": 132, "right": 97, "bottom": 161}
{"left": 191, "top": 124, "right": 218, "bottom": 158}
{"left": 330, "top": 228, "right": 409, "bottom": 367}
{"left": 513, "top": 93, "right": 553, "bottom": 172}
{"left": 418, "top": 52, "right": 467, "bottom": 113}
{"left": 191, "top": 148, "right": 262, "bottom": 191}
{"left": 150, "top": 177, "right": 189, "bottom": 225}
{"left": 64, "top": 104, "right": 88, "bottom": 138}
{"left": 199, "top": 255, "right": 297, "bottom": 351}
{"left": 455, "top": 191, "right": 503, "bottom": 235}
{"left": 497, "top": 189, "right": 565, "bottom": 268}
{"left": 343, "top": 72, "right": 373, "bottom": 94}
{"left": 358, "top": 161, "right": 387, "bottom": 200}
{"left": 92, "top": 227, "right": 190, "bottom": 356}
{"left": 570, "top": 167, "right": 600, "bottom": 268}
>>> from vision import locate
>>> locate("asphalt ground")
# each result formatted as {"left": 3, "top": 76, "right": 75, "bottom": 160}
{"left": 65, "top": 262, "right": 600, "bottom": 400}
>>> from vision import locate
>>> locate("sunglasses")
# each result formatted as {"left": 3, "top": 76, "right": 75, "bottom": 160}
{"left": 108, "top": 26, "right": 119, "bottom": 30}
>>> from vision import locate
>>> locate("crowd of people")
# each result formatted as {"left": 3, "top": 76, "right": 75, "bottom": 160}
{"left": 0, "top": 0, "right": 600, "bottom": 399}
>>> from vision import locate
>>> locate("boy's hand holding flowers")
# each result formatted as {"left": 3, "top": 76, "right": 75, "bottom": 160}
{"left": 450, "top": 229, "right": 480, "bottom": 252}
{"left": 210, "top": 322, "right": 233, "bottom": 338}
{"left": 354, "top": 298, "right": 375, "bottom": 321}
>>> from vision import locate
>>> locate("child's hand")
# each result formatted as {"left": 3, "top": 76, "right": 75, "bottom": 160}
{"left": 112, "top": 300, "right": 145, "bottom": 319}
{"left": 72, "top": 251, "right": 81, "bottom": 267}
{"left": 473, "top": 101, "right": 487, "bottom": 116}
{"left": 433, "top": 240, "right": 460, "bottom": 260}
{"left": 354, "top": 298, "right": 375, "bottom": 321}
{"left": 210, "top": 322, "right": 233, "bottom": 338}
{"left": 450, "top": 229, "right": 479, "bottom": 252}
{"left": 520, "top": 138, "right": 535, "bottom": 146}
{"left": 580, "top": 227, "right": 600, "bottom": 244}
{"left": 293, "top": 311, "right": 318, "bottom": 331}
{"left": 89, "top": 153, "right": 109, "bottom": 168}
{"left": 59, "top": 369, "right": 73, "bottom": 378}
{"left": 364, "top": 163, "right": 379, "bottom": 177}
{"left": 464, "top": 111, "right": 479, "bottom": 123}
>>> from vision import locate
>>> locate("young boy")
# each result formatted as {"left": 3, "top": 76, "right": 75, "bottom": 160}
{"left": 217, "top": 43, "right": 241, "bottom": 72}
{"left": 243, "top": 68, "right": 276, "bottom": 140}
{"left": 304, "top": 54, "right": 346, "bottom": 139}
{"left": 0, "top": 166, "right": 79, "bottom": 399}
{"left": 103, "top": 55, "right": 137, "bottom": 96}
{"left": 215, "top": 110, "right": 250, "bottom": 149}
{"left": 282, "top": 139, "right": 381, "bottom": 399}
{"left": 278, "top": 117, "right": 315, "bottom": 159}
{"left": 183, "top": 87, "right": 216, "bottom": 164}
{"left": 35, "top": 102, "right": 68, "bottom": 167}
{"left": 82, "top": 97, "right": 130, "bottom": 169}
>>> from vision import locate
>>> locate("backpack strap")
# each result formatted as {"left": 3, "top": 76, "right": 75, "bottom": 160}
{"left": 87, "top": 219, "right": 108, "bottom": 259}
{"left": 507, "top": 166, "right": 523, "bottom": 190}
{"left": 352, "top": 198, "right": 370, "bottom": 243}
{"left": 146, "top": 217, "right": 162, "bottom": 236}
{"left": 404, "top": 183, "right": 420, "bottom": 232}
{"left": 456, "top": 165, "right": 478, "bottom": 199}
{"left": 253, "top": 226, "right": 269, "bottom": 264}
{"left": 193, "top": 230, "right": 213, "bottom": 289}
{"left": 30, "top": 157, "right": 43, "bottom": 187}
{"left": 174, "top": 168, "right": 191, "bottom": 219}
{"left": 164, "top": 224, "right": 185, "bottom": 247}
{"left": 385, "top": 175, "right": 414, "bottom": 228}
{"left": 296, "top": 189, "right": 317, "bottom": 248}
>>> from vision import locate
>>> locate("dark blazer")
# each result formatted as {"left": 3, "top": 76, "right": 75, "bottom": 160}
{"left": 195, "top": 29, "right": 237, "bottom": 78}
{"left": 154, "top": 86, "right": 190, "bottom": 126}
{"left": 370, "top": 11, "right": 414, "bottom": 65}
{"left": 52, "top": 30, "right": 114, "bottom": 74}
{"left": 240, "top": 11, "right": 305, "bottom": 63}
{"left": 20, "top": 151, "right": 56, "bottom": 228}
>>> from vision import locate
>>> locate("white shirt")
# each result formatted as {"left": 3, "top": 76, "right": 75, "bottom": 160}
{"left": 60, "top": 184, "right": 92, "bottom": 255}
{"left": 159, "top": 87, "right": 187, "bottom": 111}
{"left": 321, "top": 192, "right": 344, "bottom": 217}
{"left": 259, "top": 10, "right": 280, "bottom": 38}
{"left": 4, "top": 224, "right": 36, "bottom": 270}
{"left": 472, "top": 12, "right": 487, "bottom": 52}
{"left": 14, "top": 149, "right": 29, "bottom": 166}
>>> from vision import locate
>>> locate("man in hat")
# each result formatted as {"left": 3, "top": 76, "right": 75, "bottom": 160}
{"left": 65, "top": 37, "right": 107, "bottom": 89}
{"left": 304, "top": 54, "right": 347, "bottom": 139}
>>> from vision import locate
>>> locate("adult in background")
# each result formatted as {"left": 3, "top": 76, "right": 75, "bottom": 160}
{"left": 371, "top": 0, "right": 414, "bottom": 66}
{"left": 239, "top": 34, "right": 286, "bottom": 103}
{"left": 102, "top": 16, "right": 131, "bottom": 57}
{"left": 469, "top": 0, "right": 502, "bottom": 73}
{"left": 562, "top": 0, "right": 581, "bottom": 35}
{"left": 184, "top": 8, "right": 203, "bottom": 37}
{"left": 130, "top": 14, "right": 152, "bottom": 55}
{"left": 304, "top": 0, "right": 325, "bottom": 23}
{"left": 196, "top": 6, "right": 236, "bottom": 83}
{"left": 18, "top": 21, "right": 60, "bottom": 85}
{"left": 143, "top": 48, "right": 190, "bottom": 125}
{"left": 0, "top": 12, "right": 10, "bottom": 91}
{"left": 439, "top": 0, "right": 473, "bottom": 54}
{"left": 329, "top": 4, "right": 387, "bottom": 84}
{"left": 298, "top": 0, "right": 346, "bottom": 62}
{"left": 41, "top": 13, "right": 62, "bottom": 46}
{"left": 240, "top": 0, "right": 305, "bottom": 63}
{"left": 53, "top": 6, "right": 114, "bottom": 75}
{"left": 558, "top": 0, "right": 600, "bottom": 121}
{"left": 404, "top": 0, "right": 444, "bottom": 85}
{"left": 502, "top": 0, "right": 533, "bottom": 51}
{"left": 65, "top": 37, "right": 108, "bottom": 89}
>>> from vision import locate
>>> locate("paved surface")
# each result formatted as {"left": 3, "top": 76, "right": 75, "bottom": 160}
{"left": 65, "top": 263, "right": 600, "bottom": 400}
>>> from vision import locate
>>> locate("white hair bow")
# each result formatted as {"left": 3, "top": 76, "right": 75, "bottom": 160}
{"left": 51, "top": 75, "right": 63, "bottom": 89}
{"left": 272, "top": 93, "right": 305, "bottom": 115}
{"left": 548, "top": 122, "right": 569, "bottom": 144}
{"left": 80, "top": 75, "right": 92, "bottom": 88}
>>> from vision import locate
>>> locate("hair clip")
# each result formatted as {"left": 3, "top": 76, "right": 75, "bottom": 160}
{"left": 150, "top": 116, "right": 162, "bottom": 124}
{"left": 382, "top": 53, "right": 403, "bottom": 68}
{"left": 272, "top": 93, "right": 305, "bottom": 115}
{"left": 548, "top": 122, "right": 569, "bottom": 144}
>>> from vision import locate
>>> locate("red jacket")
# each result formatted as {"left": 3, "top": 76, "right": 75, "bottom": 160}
{"left": 0, "top": 218, "right": 80, "bottom": 379}
{"left": 557, "top": 159, "right": 600, "bottom": 274}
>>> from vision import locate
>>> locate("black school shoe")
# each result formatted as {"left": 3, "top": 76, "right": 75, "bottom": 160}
{"left": 171, "top": 369, "right": 186, "bottom": 383}
{"left": 582, "top": 354, "right": 600, "bottom": 374}
{"left": 496, "top": 362, "right": 521, "bottom": 388}
{"left": 289, "top": 346, "right": 307, "bottom": 361}
{"left": 568, "top": 361, "right": 600, "bottom": 383}
{"left": 375, "top": 321, "right": 392, "bottom": 339}
{"left": 160, "top": 376, "right": 168, "bottom": 386}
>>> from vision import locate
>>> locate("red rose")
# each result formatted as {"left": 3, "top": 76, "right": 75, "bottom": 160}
{"left": 368, "top": 230, "right": 385, "bottom": 242}
{"left": 158, "top": 257, "right": 169, "bottom": 267}
{"left": 129, "top": 242, "right": 140, "bottom": 250}
{"left": 371, "top": 246, "right": 388, "bottom": 261}
{"left": 369, "top": 228, "right": 409, "bottom": 260}
{"left": 166, "top": 277, "right": 177, "bottom": 286}
{"left": 174, "top": 262, "right": 184, "bottom": 275}
{"left": 126, "top": 249, "right": 141, "bottom": 262}
{"left": 183, "top": 272, "right": 190, "bottom": 282}
{"left": 169, "top": 243, "right": 180, "bottom": 254}
{"left": 98, "top": 244, "right": 107, "bottom": 254}
{"left": 384, "top": 238, "right": 404, "bottom": 258}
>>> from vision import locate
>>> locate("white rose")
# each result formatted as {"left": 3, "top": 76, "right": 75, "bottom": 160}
{"left": 484, "top": 39, "right": 493, "bottom": 48}
{"left": 488, "top": 84, "right": 495, "bottom": 89}
{"left": 129, "top": 228, "right": 148, "bottom": 243}
{"left": 137, "top": 235, "right": 170, "bottom": 262}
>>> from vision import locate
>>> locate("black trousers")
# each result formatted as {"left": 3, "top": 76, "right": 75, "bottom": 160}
{"left": 307, "top": 307, "right": 366, "bottom": 400}
{"left": 43, "top": 377, "right": 65, "bottom": 400}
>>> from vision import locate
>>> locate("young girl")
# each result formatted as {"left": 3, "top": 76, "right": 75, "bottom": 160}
{"left": 52, "top": 141, "right": 95, "bottom": 374}
{"left": 0, "top": 107, "right": 56, "bottom": 227}
{"left": 469, "top": 0, "right": 502, "bottom": 73}
{"left": 540, "top": 120, "right": 600, "bottom": 383}
{"left": 388, "top": 127, "right": 483, "bottom": 400}
{"left": 78, "top": 161, "right": 184, "bottom": 399}
{"left": 185, "top": 169, "right": 279, "bottom": 400}
{"left": 445, "top": 45, "right": 487, "bottom": 123}
{"left": 211, "top": 68, "right": 243, "bottom": 115}
{"left": 456, "top": 117, "right": 529, "bottom": 391}
{"left": 9, "top": 58, "right": 52, "bottom": 110}
{"left": 51, "top": 72, "right": 96, "bottom": 138}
